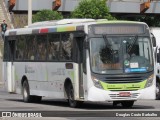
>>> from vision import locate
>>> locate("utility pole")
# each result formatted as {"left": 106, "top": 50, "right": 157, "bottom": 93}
{"left": 28, "top": 0, "right": 32, "bottom": 25}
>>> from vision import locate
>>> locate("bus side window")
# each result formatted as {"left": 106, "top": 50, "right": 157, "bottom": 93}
{"left": 3, "top": 37, "right": 9, "bottom": 61}
{"left": 37, "top": 35, "right": 47, "bottom": 61}
{"left": 47, "top": 34, "right": 60, "bottom": 61}
{"left": 24, "top": 35, "right": 36, "bottom": 60}
{"left": 60, "top": 33, "right": 73, "bottom": 61}
{"left": 15, "top": 36, "right": 25, "bottom": 60}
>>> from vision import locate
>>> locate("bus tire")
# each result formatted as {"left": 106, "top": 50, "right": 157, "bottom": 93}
{"left": 22, "top": 80, "right": 33, "bottom": 103}
{"left": 156, "top": 82, "right": 160, "bottom": 100}
{"left": 67, "top": 83, "right": 82, "bottom": 108}
{"left": 32, "top": 96, "right": 42, "bottom": 103}
{"left": 121, "top": 101, "right": 134, "bottom": 108}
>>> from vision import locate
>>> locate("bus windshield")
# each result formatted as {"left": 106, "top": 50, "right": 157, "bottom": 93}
{"left": 90, "top": 36, "right": 154, "bottom": 74}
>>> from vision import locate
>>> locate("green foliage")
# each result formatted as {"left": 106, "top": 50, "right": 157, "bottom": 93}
{"left": 117, "top": 15, "right": 160, "bottom": 27}
{"left": 71, "top": 0, "right": 115, "bottom": 20}
{"left": 32, "top": 9, "right": 63, "bottom": 23}
{"left": 134, "top": 16, "right": 160, "bottom": 27}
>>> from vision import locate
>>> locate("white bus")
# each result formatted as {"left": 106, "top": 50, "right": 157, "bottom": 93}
{"left": 3, "top": 19, "right": 156, "bottom": 108}
{"left": 150, "top": 27, "right": 160, "bottom": 100}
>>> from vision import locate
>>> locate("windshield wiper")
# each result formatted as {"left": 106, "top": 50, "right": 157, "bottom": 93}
{"left": 102, "top": 35, "right": 113, "bottom": 54}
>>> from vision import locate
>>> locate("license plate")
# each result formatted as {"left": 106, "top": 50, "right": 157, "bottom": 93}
{"left": 119, "top": 92, "right": 131, "bottom": 97}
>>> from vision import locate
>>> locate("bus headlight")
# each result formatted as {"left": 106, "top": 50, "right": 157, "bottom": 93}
{"left": 91, "top": 76, "right": 103, "bottom": 89}
{"left": 145, "top": 75, "right": 154, "bottom": 88}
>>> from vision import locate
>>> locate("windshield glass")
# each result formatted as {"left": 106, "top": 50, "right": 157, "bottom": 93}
{"left": 90, "top": 36, "right": 154, "bottom": 74}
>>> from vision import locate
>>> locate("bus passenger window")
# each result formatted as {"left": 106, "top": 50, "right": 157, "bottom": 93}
{"left": 48, "top": 34, "right": 60, "bottom": 61}
{"left": 37, "top": 35, "right": 47, "bottom": 60}
{"left": 24, "top": 36, "right": 36, "bottom": 60}
{"left": 60, "top": 33, "right": 73, "bottom": 61}
{"left": 15, "top": 36, "right": 25, "bottom": 60}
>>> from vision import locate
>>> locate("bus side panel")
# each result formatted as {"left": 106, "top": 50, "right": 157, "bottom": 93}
{"left": 3, "top": 62, "right": 8, "bottom": 91}
{"left": 6, "top": 62, "right": 16, "bottom": 93}
{"left": 73, "top": 63, "right": 80, "bottom": 100}
{"left": 37, "top": 62, "right": 65, "bottom": 98}
{"left": 14, "top": 62, "right": 26, "bottom": 94}
{"left": 37, "top": 62, "right": 76, "bottom": 99}
{"left": 13, "top": 62, "right": 38, "bottom": 95}
{"left": 14, "top": 61, "right": 78, "bottom": 99}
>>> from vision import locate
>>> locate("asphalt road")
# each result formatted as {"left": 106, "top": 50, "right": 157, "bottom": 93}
{"left": 0, "top": 85, "right": 160, "bottom": 120}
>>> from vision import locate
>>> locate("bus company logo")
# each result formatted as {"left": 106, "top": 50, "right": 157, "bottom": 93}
{"left": 25, "top": 65, "right": 35, "bottom": 73}
{"left": 2, "top": 112, "right": 11, "bottom": 117}
{"left": 51, "top": 68, "right": 65, "bottom": 76}
{"left": 1, "top": 112, "right": 42, "bottom": 118}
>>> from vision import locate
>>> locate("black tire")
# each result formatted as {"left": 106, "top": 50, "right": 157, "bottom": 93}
{"left": 67, "top": 84, "right": 82, "bottom": 108}
{"left": 121, "top": 101, "right": 134, "bottom": 108}
{"left": 22, "top": 81, "right": 42, "bottom": 103}
{"left": 32, "top": 96, "right": 42, "bottom": 103}
{"left": 156, "top": 82, "right": 160, "bottom": 100}
{"left": 22, "top": 80, "right": 32, "bottom": 103}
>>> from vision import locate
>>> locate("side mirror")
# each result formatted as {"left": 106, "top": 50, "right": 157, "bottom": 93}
{"left": 151, "top": 33, "right": 156, "bottom": 47}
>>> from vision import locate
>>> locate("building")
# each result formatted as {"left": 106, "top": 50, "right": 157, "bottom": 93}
{"left": 5, "top": 0, "right": 160, "bottom": 14}
{"left": 4, "top": 0, "right": 160, "bottom": 27}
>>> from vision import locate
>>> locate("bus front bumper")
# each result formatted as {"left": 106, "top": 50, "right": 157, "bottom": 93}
{"left": 87, "top": 86, "right": 155, "bottom": 101}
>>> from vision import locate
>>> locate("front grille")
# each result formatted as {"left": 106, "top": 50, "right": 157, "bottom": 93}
{"left": 103, "top": 76, "right": 144, "bottom": 84}
{"left": 107, "top": 87, "right": 140, "bottom": 91}
{"left": 109, "top": 93, "right": 140, "bottom": 100}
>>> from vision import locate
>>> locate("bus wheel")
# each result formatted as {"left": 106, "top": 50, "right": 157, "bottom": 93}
{"left": 32, "top": 96, "right": 42, "bottom": 103}
{"left": 67, "top": 84, "right": 81, "bottom": 108}
{"left": 22, "top": 80, "right": 33, "bottom": 103}
{"left": 156, "top": 82, "right": 160, "bottom": 100}
{"left": 121, "top": 101, "right": 134, "bottom": 108}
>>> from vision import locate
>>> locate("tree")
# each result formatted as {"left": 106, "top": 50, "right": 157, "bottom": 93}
{"left": 32, "top": 9, "right": 63, "bottom": 23}
{"left": 71, "top": 0, "right": 115, "bottom": 20}
{"left": 134, "top": 16, "right": 160, "bottom": 27}
{"left": 117, "top": 15, "right": 160, "bottom": 27}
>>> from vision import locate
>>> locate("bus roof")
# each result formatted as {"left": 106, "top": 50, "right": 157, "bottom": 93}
{"left": 27, "top": 19, "right": 96, "bottom": 28}
{"left": 5, "top": 19, "right": 147, "bottom": 36}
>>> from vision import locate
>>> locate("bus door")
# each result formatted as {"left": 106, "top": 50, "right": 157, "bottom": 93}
{"left": 74, "top": 34, "right": 86, "bottom": 99}
{"left": 7, "top": 38, "right": 16, "bottom": 93}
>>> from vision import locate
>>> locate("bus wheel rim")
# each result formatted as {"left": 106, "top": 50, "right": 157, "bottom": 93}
{"left": 23, "top": 87, "right": 28, "bottom": 98}
{"left": 156, "top": 85, "right": 160, "bottom": 97}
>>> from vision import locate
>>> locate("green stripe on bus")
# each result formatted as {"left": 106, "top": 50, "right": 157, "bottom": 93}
{"left": 100, "top": 80, "right": 147, "bottom": 91}
{"left": 15, "top": 70, "right": 19, "bottom": 81}
{"left": 57, "top": 26, "right": 76, "bottom": 32}
{"left": 70, "top": 71, "right": 74, "bottom": 80}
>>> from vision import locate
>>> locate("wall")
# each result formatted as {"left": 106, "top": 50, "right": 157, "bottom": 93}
{"left": 5, "top": 0, "right": 53, "bottom": 11}
{"left": 4, "top": 0, "right": 80, "bottom": 12}
{"left": 4, "top": 0, "right": 160, "bottom": 13}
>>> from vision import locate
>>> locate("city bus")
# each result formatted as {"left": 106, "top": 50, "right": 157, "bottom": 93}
{"left": 3, "top": 19, "right": 156, "bottom": 108}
